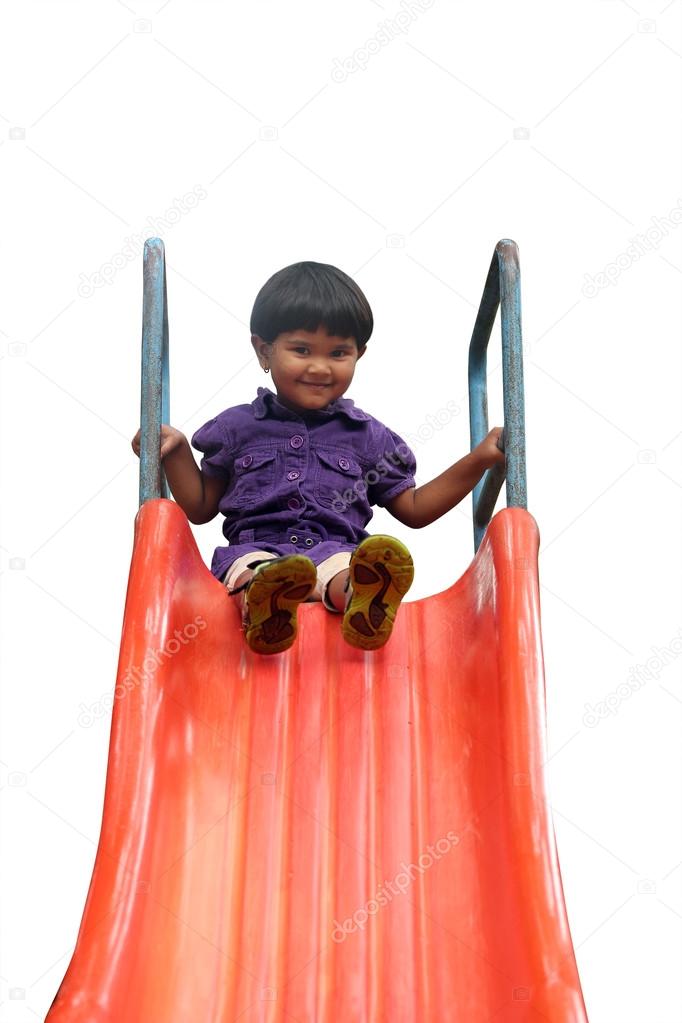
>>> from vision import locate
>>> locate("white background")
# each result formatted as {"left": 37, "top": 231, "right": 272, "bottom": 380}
{"left": 1, "top": 1, "right": 681, "bottom": 1020}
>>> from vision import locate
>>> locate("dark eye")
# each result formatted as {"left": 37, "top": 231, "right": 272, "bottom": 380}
{"left": 332, "top": 350, "right": 348, "bottom": 357}
{"left": 294, "top": 347, "right": 308, "bottom": 354}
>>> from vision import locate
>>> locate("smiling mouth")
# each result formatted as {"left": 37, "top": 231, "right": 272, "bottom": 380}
{"left": 301, "top": 382, "right": 330, "bottom": 388}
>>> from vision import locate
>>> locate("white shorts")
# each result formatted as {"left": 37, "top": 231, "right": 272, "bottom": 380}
{"left": 222, "top": 550, "right": 352, "bottom": 612}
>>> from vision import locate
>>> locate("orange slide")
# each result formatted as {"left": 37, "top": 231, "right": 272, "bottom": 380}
{"left": 45, "top": 498, "right": 588, "bottom": 1021}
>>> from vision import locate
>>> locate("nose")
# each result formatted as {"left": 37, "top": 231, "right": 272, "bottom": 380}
{"left": 305, "top": 359, "right": 333, "bottom": 380}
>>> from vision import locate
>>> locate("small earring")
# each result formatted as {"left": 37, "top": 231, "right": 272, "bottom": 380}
{"left": 263, "top": 365, "right": 270, "bottom": 374}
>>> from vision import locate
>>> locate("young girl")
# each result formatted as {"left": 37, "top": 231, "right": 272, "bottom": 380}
{"left": 132, "top": 261, "right": 504, "bottom": 656}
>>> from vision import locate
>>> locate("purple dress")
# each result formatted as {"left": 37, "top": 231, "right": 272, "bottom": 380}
{"left": 191, "top": 386, "right": 417, "bottom": 582}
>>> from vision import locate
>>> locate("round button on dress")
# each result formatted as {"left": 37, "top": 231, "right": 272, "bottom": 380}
{"left": 287, "top": 470, "right": 300, "bottom": 481}
{"left": 290, "top": 435, "right": 304, "bottom": 449}
{"left": 288, "top": 498, "right": 301, "bottom": 510}
{"left": 338, "top": 457, "right": 350, "bottom": 470}
{"left": 242, "top": 454, "right": 253, "bottom": 467}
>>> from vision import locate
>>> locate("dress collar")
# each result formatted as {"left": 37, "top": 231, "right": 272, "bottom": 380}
{"left": 252, "top": 386, "right": 370, "bottom": 422}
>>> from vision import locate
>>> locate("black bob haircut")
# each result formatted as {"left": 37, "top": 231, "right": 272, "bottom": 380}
{"left": 250, "top": 261, "right": 373, "bottom": 350}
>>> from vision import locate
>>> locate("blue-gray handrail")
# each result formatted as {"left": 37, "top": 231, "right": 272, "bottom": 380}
{"left": 468, "top": 238, "right": 527, "bottom": 551}
{"left": 139, "top": 237, "right": 170, "bottom": 506}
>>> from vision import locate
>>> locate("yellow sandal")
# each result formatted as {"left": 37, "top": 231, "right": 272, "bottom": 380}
{"left": 341, "top": 535, "right": 414, "bottom": 651}
{"left": 230, "top": 555, "right": 317, "bottom": 655}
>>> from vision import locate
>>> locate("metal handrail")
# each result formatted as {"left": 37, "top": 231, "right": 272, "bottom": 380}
{"left": 468, "top": 239, "right": 527, "bottom": 551}
{"left": 139, "top": 237, "right": 170, "bottom": 506}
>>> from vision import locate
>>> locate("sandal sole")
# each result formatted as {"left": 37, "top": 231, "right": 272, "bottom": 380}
{"left": 244, "top": 555, "right": 317, "bottom": 655}
{"left": 341, "top": 535, "right": 414, "bottom": 651}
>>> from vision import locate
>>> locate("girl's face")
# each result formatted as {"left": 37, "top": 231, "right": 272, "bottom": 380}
{"left": 252, "top": 326, "right": 365, "bottom": 415}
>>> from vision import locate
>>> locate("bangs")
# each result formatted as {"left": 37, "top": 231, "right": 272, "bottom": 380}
{"left": 250, "top": 261, "right": 373, "bottom": 348}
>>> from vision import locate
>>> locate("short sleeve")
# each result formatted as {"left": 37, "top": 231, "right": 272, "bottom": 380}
{"left": 367, "top": 426, "right": 417, "bottom": 508}
{"left": 191, "top": 416, "right": 232, "bottom": 480}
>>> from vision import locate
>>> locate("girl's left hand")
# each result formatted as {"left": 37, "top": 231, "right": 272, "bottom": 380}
{"left": 474, "top": 427, "right": 505, "bottom": 469}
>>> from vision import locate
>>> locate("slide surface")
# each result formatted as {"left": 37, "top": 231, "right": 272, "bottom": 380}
{"left": 46, "top": 499, "right": 588, "bottom": 1022}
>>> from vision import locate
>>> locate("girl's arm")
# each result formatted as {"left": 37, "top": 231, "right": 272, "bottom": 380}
{"left": 386, "top": 427, "right": 504, "bottom": 529}
{"left": 131, "top": 425, "right": 226, "bottom": 524}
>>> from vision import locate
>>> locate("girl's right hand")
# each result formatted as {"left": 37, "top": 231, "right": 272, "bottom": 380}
{"left": 131, "top": 425, "right": 187, "bottom": 460}
{"left": 473, "top": 426, "right": 506, "bottom": 470}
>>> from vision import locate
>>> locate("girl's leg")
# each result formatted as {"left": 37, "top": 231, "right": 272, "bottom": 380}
{"left": 231, "top": 568, "right": 254, "bottom": 619}
{"left": 326, "top": 568, "right": 351, "bottom": 612}
{"left": 315, "top": 552, "right": 354, "bottom": 612}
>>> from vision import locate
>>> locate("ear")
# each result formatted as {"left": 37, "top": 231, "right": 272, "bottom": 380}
{"left": 251, "top": 334, "right": 272, "bottom": 363}
{"left": 356, "top": 345, "right": 367, "bottom": 360}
